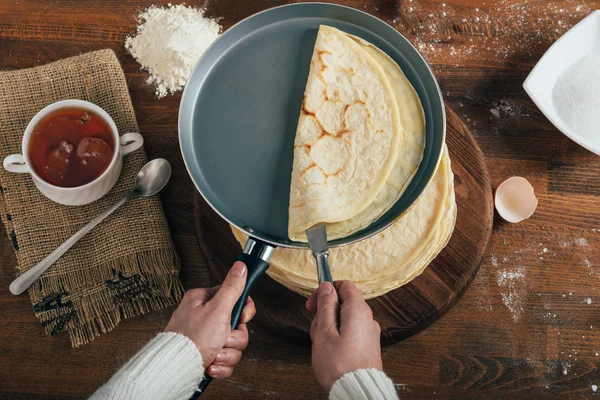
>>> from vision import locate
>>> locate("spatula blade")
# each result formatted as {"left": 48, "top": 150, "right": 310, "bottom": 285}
{"left": 306, "top": 224, "right": 328, "bottom": 254}
{"left": 306, "top": 224, "right": 333, "bottom": 284}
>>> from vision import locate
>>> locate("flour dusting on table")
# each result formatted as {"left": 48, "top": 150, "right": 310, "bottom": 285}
{"left": 126, "top": 4, "right": 221, "bottom": 98}
{"left": 497, "top": 267, "right": 526, "bottom": 321}
{"left": 394, "top": 383, "right": 412, "bottom": 392}
{"left": 396, "top": 1, "right": 593, "bottom": 64}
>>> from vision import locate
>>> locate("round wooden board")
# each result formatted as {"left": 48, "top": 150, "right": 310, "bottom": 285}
{"left": 193, "top": 105, "right": 493, "bottom": 345}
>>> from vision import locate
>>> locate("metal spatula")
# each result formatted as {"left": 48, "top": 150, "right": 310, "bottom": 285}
{"left": 306, "top": 224, "right": 333, "bottom": 284}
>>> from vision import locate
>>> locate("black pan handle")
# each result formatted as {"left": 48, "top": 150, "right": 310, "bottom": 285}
{"left": 190, "top": 237, "right": 274, "bottom": 399}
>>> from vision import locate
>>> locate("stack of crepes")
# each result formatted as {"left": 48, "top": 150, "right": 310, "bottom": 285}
{"left": 232, "top": 26, "right": 456, "bottom": 299}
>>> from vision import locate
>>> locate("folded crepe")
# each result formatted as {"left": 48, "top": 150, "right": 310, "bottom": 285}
{"left": 233, "top": 146, "right": 456, "bottom": 299}
{"left": 288, "top": 25, "right": 426, "bottom": 242}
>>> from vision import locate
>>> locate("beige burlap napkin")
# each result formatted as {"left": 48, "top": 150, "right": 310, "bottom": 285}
{"left": 0, "top": 49, "right": 183, "bottom": 347}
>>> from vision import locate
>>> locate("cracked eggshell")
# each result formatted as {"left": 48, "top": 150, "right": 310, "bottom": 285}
{"left": 495, "top": 176, "right": 538, "bottom": 223}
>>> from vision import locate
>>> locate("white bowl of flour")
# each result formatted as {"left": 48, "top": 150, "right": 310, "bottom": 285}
{"left": 524, "top": 11, "right": 600, "bottom": 155}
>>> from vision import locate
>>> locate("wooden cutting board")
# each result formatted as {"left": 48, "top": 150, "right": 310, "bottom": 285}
{"left": 193, "top": 105, "right": 493, "bottom": 345}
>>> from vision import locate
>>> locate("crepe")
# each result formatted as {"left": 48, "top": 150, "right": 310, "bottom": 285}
{"left": 288, "top": 26, "right": 400, "bottom": 241}
{"left": 324, "top": 34, "right": 427, "bottom": 239}
{"left": 288, "top": 26, "right": 425, "bottom": 242}
{"left": 233, "top": 146, "right": 456, "bottom": 299}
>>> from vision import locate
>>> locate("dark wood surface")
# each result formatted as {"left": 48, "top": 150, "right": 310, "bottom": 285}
{"left": 2, "top": 0, "right": 600, "bottom": 399}
{"left": 194, "top": 106, "right": 494, "bottom": 345}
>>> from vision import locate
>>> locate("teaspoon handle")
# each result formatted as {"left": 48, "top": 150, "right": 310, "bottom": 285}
{"left": 9, "top": 193, "right": 133, "bottom": 296}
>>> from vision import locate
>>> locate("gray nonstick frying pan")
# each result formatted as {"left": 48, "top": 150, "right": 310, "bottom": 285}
{"left": 178, "top": 3, "right": 445, "bottom": 396}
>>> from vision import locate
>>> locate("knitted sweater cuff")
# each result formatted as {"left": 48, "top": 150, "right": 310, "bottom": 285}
{"left": 329, "top": 368, "right": 399, "bottom": 400}
{"left": 90, "top": 332, "right": 204, "bottom": 400}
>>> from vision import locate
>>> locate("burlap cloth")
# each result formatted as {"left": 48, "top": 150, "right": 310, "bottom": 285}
{"left": 0, "top": 49, "right": 184, "bottom": 347}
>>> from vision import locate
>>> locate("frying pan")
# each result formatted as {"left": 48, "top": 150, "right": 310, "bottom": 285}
{"left": 178, "top": 3, "right": 445, "bottom": 396}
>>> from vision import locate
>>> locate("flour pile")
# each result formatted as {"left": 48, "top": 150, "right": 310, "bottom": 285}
{"left": 126, "top": 4, "right": 221, "bottom": 98}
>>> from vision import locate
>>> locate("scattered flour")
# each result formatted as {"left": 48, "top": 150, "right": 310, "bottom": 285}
{"left": 557, "top": 237, "right": 594, "bottom": 277}
{"left": 125, "top": 4, "right": 221, "bottom": 98}
{"left": 489, "top": 241, "right": 549, "bottom": 321}
{"left": 585, "top": 257, "right": 594, "bottom": 276}
{"left": 497, "top": 268, "right": 526, "bottom": 321}
{"left": 396, "top": 1, "right": 592, "bottom": 64}
{"left": 491, "top": 254, "right": 499, "bottom": 267}
{"left": 489, "top": 100, "right": 529, "bottom": 121}
{"left": 497, "top": 270, "right": 525, "bottom": 286}
{"left": 394, "top": 383, "right": 412, "bottom": 392}
{"left": 561, "top": 360, "right": 572, "bottom": 376}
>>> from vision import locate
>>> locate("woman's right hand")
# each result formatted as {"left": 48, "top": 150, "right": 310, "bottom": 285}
{"left": 165, "top": 261, "right": 256, "bottom": 379}
{"left": 305, "top": 280, "right": 382, "bottom": 391}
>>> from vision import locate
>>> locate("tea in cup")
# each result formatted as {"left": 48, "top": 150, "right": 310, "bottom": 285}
{"left": 3, "top": 99, "right": 143, "bottom": 205}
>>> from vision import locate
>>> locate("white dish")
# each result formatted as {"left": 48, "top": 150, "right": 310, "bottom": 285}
{"left": 523, "top": 10, "right": 600, "bottom": 155}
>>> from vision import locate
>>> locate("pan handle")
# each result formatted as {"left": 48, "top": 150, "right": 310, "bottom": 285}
{"left": 190, "top": 237, "right": 274, "bottom": 399}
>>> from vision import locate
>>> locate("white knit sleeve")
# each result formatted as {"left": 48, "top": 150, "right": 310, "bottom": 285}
{"left": 329, "top": 368, "right": 399, "bottom": 400}
{"left": 90, "top": 332, "right": 205, "bottom": 400}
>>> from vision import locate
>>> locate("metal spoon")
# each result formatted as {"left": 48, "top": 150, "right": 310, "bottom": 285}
{"left": 9, "top": 158, "right": 172, "bottom": 296}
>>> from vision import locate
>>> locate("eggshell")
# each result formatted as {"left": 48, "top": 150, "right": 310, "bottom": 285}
{"left": 495, "top": 176, "right": 538, "bottom": 223}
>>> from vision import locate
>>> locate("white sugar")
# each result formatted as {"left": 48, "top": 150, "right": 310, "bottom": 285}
{"left": 552, "top": 54, "right": 600, "bottom": 143}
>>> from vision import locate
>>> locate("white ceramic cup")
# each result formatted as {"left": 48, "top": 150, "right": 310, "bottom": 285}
{"left": 3, "top": 99, "right": 143, "bottom": 206}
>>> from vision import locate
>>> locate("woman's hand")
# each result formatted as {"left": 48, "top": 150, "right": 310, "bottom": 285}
{"left": 306, "top": 280, "right": 382, "bottom": 391}
{"left": 165, "top": 261, "right": 256, "bottom": 379}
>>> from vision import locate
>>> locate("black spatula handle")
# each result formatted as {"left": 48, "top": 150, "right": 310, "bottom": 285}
{"left": 190, "top": 238, "right": 273, "bottom": 399}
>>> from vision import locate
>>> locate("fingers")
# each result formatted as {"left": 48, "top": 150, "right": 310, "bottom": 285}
{"left": 182, "top": 287, "right": 219, "bottom": 306}
{"left": 211, "top": 262, "right": 247, "bottom": 309}
{"left": 225, "top": 323, "right": 249, "bottom": 350}
{"left": 204, "top": 285, "right": 221, "bottom": 299}
{"left": 310, "top": 317, "right": 318, "bottom": 342}
{"left": 207, "top": 365, "right": 234, "bottom": 379}
{"left": 337, "top": 280, "right": 371, "bottom": 318}
{"left": 335, "top": 280, "right": 363, "bottom": 303}
{"left": 307, "top": 280, "right": 360, "bottom": 311}
{"left": 305, "top": 290, "right": 318, "bottom": 312}
{"left": 336, "top": 281, "right": 374, "bottom": 333}
{"left": 316, "top": 282, "right": 340, "bottom": 334}
{"left": 240, "top": 296, "right": 256, "bottom": 324}
{"left": 309, "top": 281, "right": 365, "bottom": 337}
{"left": 212, "top": 348, "right": 243, "bottom": 367}
{"left": 373, "top": 319, "right": 381, "bottom": 335}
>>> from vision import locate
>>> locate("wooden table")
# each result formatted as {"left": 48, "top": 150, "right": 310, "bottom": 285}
{"left": 2, "top": 0, "right": 600, "bottom": 398}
